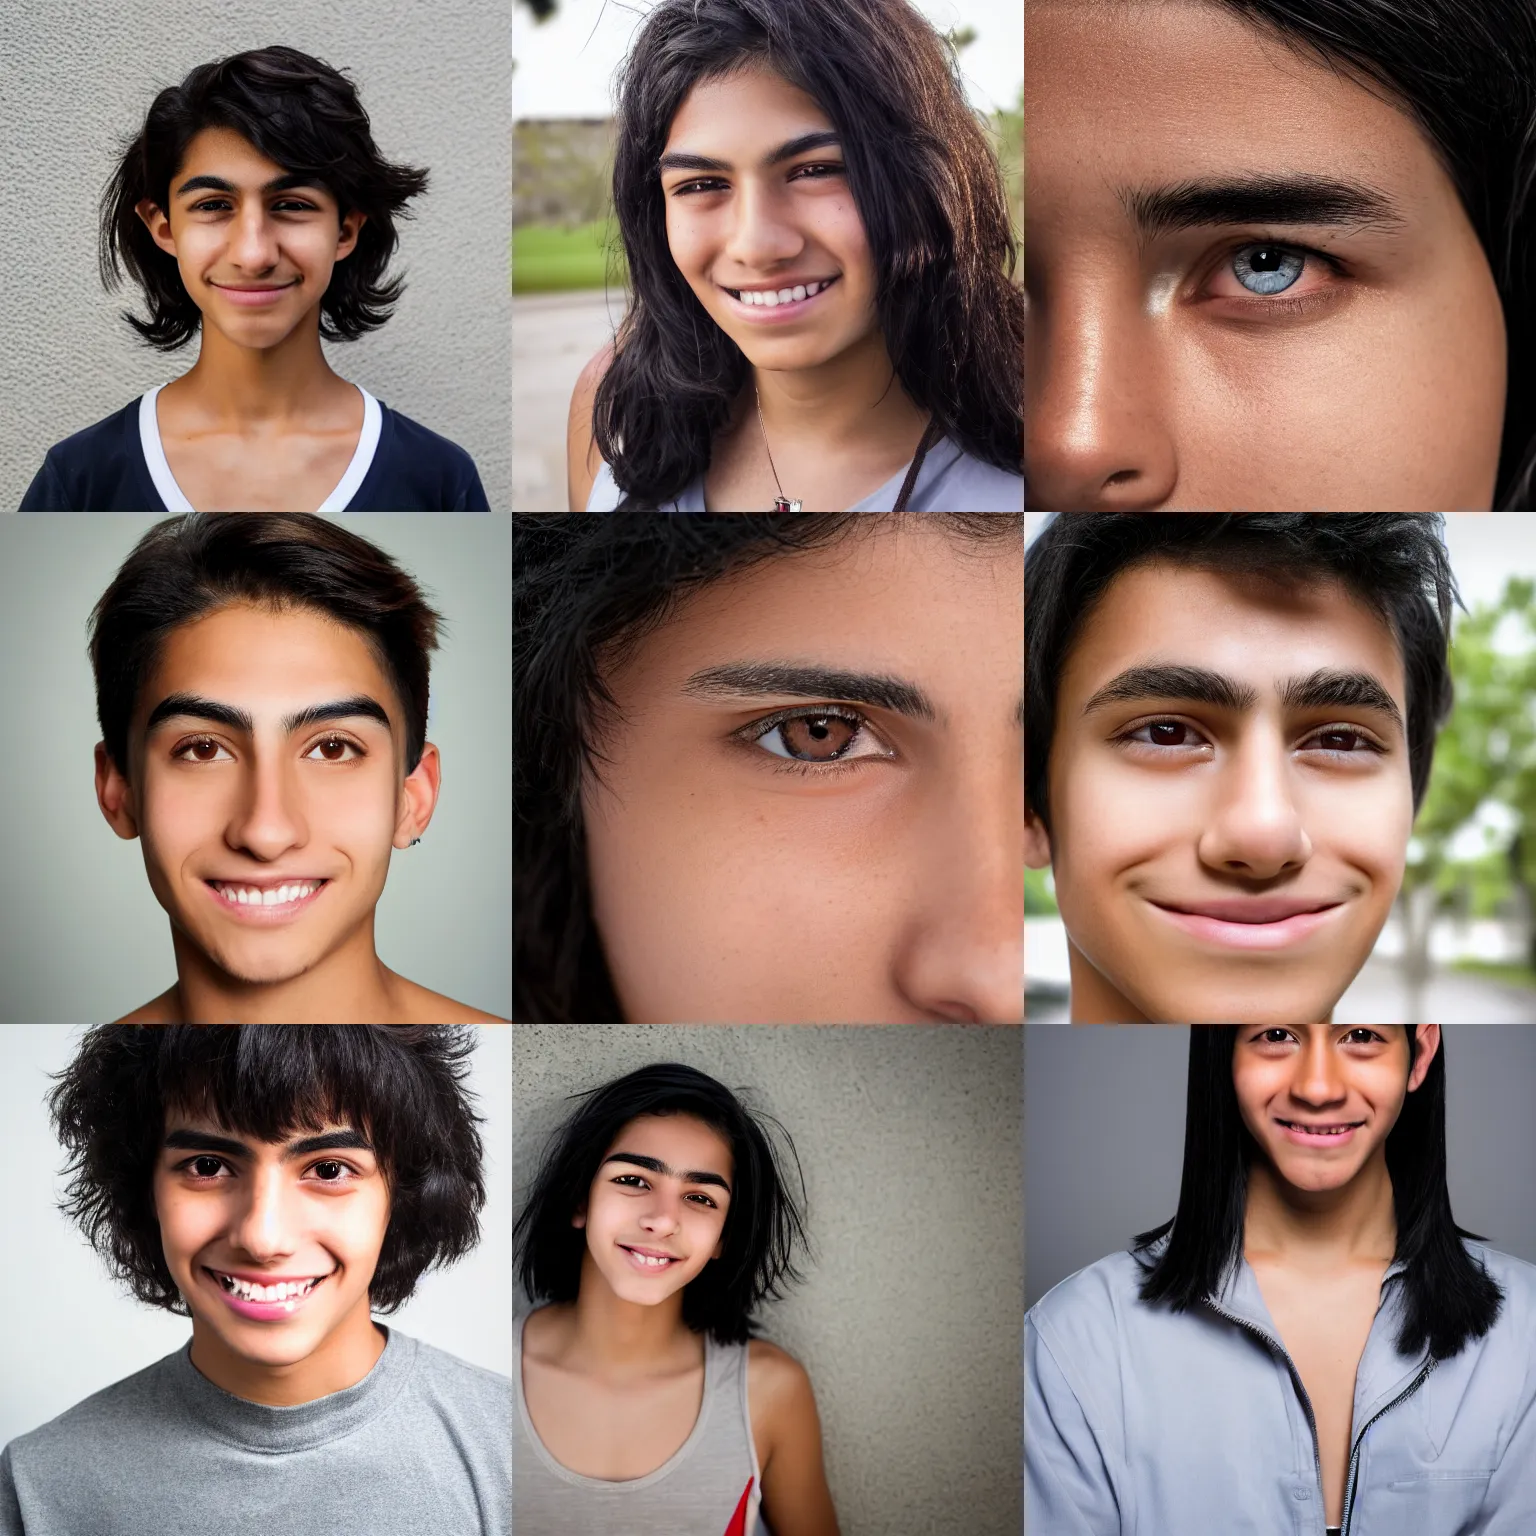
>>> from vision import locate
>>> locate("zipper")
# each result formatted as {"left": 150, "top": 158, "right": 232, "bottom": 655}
{"left": 1339, "top": 1359, "right": 1435, "bottom": 1536}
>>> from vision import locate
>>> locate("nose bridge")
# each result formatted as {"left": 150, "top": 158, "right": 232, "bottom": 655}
{"left": 232, "top": 1161, "right": 296, "bottom": 1253}
{"left": 229, "top": 741, "right": 307, "bottom": 852}
{"left": 1295, "top": 1030, "right": 1345, "bottom": 1101}
{"left": 639, "top": 1180, "right": 682, "bottom": 1228}
{"left": 230, "top": 197, "right": 278, "bottom": 266}
{"left": 1198, "top": 720, "right": 1309, "bottom": 876}
{"left": 724, "top": 173, "right": 800, "bottom": 264}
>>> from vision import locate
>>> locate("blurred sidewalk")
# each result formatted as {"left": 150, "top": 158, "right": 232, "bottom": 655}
{"left": 512, "top": 288, "right": 628, "bottom": 511}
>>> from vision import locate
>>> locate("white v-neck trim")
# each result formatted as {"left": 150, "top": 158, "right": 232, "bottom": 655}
{"left": 138, "top": 383, "right": 382, "bottom": 513}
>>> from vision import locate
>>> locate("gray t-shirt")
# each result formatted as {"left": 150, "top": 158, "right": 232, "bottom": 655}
{"left": 0, "top": 1328, "right": 509, "bottom": 1536}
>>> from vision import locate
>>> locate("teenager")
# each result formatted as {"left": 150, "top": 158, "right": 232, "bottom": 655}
{"left": 566, "top": 0, "right": 1024, "bottom": 511}
{"left": 20, "top": 46, "right": 488, "bottom": 512}
{"left": 1026, "top": 1024, "right": 1536, "bottom": 1535}
{"left": 514, "top": 1062, "right": 838, "bottom": 1535}
{"left": 1025, "top": 0, "right": 1535, "bottom": 509}
{"left": 513, "top": 512, "right": 1024, "bottom": 1023}
{"left": 0, "top": 1024, "right": 509, "bottom": 1536}
{"left": 1025, "top": 512, "right": 1457, "bottom": 1023}
{"left": 90, "top": 513, "right": 506, "bottom": 1022}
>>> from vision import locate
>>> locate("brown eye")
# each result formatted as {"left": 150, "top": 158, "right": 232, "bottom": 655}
{"left": 307, "top": 736, "right": 360, "bottom": 762}
{"left": 777, "top": 714, "right": 859, "bottom": 761}
{"left": 179, "top": 738, "right": 227, "bottom": 763}
{"left": 1148, "top": 722, "right": 1189, "bottom": 746}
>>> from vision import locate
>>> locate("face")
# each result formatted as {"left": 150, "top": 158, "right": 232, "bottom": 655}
{"left": 136, "top": 126, "right": 366, "bottom": 352}
{"left": 153, "top": 1116, "right": 390, "bottom": 1370}
{"left": 95, "top": 602, "right": 438, "bottom": 987}
{"left": 1233, "top": 1025, "right": 1439, "bottom": 1191}
{"left": 582, "top": 520, "right": 1024, "bottom": 1023}
{"left": 1028, "top": 562, "right": 1414, "bottom": 1023}
{"left": 661, "top": 64, "right": 879, "bottom": 373}
{"left": 575, "top": 1114, "right": 733, "bottom": 1306}
{"left": 1024, "top": 0, "right": 1507, "bottom": 509}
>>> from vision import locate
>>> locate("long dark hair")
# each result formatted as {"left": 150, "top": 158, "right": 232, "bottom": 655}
{"left": 1205, "top": 1, "right": 1536, "bottom": 506}
{"left": 1134, "top": 1026, "right": 1505, "bottom": 1362}
{"left": 514, "top": 1062, "right": 809, "bottom": 1345}
{"left": 592, "top": 0, "right": 1024, "bottom": 507}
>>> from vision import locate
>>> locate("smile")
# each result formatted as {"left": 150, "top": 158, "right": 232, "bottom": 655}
{"left": 1149, "top": 900, "right": 1344, "bottom": 951}
{"left": 619, "top": 1244, "right": 680, "bottom": 1270}
{"left": 720, "top": 273, "right": 840, "bottom": 322}
{"left": 204, "top": 1266, "right": 330, "bottom": 1316}
{"left": 1277, "top": 1118, "right": 1363, "bottom": 1146}
{"left": 205, "top": 878, "right": 329, "bottom": 922}
{"left": 211, "top": 281, "right": 299, "bottom": 307}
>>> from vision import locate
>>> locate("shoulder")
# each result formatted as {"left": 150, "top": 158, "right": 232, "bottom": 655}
{"left": 908, "top": 438, "right": 1024, "bottom": 511}
{"left": 566, "top": 341, "right": 615, "bottom": 512}
{"left": 19, "top": 399, "right": 158, "bottom": 512}
{"left": 1464, "top": 1241, "right": 1536, "bottom": 1322}
{"left": 747, "top": 1337, "right": 818, "bottom": 1417}
{"left": 2, "top": 1350, "right": 182, "bottom": 1468}
{"left": 1027, "top": 1248, "right": 1153, "bottom": 1349}
{"left": 361, "top": 404, "right": 489, "bottom": 510}
{"left": 111, "top": 987, "right": 179, "bottom": 1023}
{"left": 392, "top": 975, "right": 507, "bottom": 1022}
{"left": 397, "top": 1331, "right": 512, "bottom": 1402}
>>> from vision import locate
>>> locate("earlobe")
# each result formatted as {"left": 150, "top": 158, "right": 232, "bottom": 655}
{"left": 1406, "top": 1023, "right": 1442, "bottom": 1092}
{"left": 95, "top": 742, "right": 141, "bottom": 841}
{"left": 134, "top": 199, "right": 176, "bottom": 259}
{"left": 1025, "top": 808, "right": 1052, "bottom": 871}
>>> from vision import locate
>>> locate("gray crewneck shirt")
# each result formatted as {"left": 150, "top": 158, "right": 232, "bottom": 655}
{"left": 0, "top": 1328, "right": 510, "bottom": 1536}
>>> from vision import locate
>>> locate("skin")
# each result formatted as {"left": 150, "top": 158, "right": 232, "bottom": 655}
{"left": 136, "top": 126, "right": 371, "bottom": 512}
{"left": 95, "top": 601, "right": 504, "bottom": 1022}
{"left": 568, "top": 64, "right": 931, "bottom": 511}
{"left": 521, "top": 1114, "right": 840, "bottom": 1535}
{"left": 1234, "top": 1024, "right": 1440, "bottom": 1524}
{"left": 1027, "top": 562, "right": 1413, "bottom": 1023}
{"left": 581, "top": 519, "right": 1024, "bottom": 1022}
{"left": 1024, "top": 0, "right": 1507, "bottom": 509}
{"left": 153, "top": 1114, "right": 393, "bottom": 1406}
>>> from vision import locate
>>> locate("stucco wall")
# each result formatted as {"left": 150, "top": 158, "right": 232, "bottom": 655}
{"left": 0, "top": 0, "right": 510, "bottom": 509}
{"left": 514, "top": 1024, "right": 1024, "bottom": 1536}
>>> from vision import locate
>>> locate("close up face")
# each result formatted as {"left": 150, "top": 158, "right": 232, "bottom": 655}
{"left": 660, "top": 64, "right": 879, "bottom": 374}
{"left": 575, "top": 1113, "right": 733, "bottom": 1306}
{"left": 581, "top": 520, "right": 1025, "bottom": 1023}
{"left": 1023, "top": 0, "right": 1507, "bottom": 509}
{"left": 1029, "top": 561, "right": 1414, "bottom": 1023}
{"left": 1232, "top": 1024, "right": 1439, "bottom": 1193}
{"left": 136, "top": 126, "right": 366, "bottom": 351}
{"left": 152, "top": 1115, "right": 391, "bottom": 1369}
{"left": 98, "top": 601, "right": 437, "bottom": 988}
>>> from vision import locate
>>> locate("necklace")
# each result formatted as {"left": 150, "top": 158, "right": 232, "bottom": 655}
{"left": 754, "top": 385, "right": 801, "bottom": 512}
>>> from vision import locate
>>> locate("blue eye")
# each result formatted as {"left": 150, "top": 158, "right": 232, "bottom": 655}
{"left": 1232, "top": 246, "right": 1305, "bottom": 296}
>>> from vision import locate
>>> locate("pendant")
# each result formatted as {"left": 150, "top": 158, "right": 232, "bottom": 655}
{"left": 773, "top": 496, "right": 803, "bottom": 512}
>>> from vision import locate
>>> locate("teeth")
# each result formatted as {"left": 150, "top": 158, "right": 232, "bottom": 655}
{"left": 215, "top": 880, "right": 321, "bottom": 906}
{"left": 217, "top": 1271, "right": 323, "bottom": 1302}
{"left": 626, "top": 1249, "right": 673, "bottom": 1267}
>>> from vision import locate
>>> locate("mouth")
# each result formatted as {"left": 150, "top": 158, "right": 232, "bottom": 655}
{"left": 1148, "top": 899, "right": 1345, "bottom": 951}
{"left": 618, "top": 1243, "right": 682, "bottom": 1272}
{"left": 203, "top": 1265, "right": 331, "bottom": 1317}
{"left": 719, "top": 273, "right": 840, "bottom": 322}
{"left": 211, "top": 280, "right": 299, "bottom": 307}
{"left": 1276, "top": 1117, "right": 1364, "bottom": 1146}
{"left": 205, "top": 878, "right": 329, "bottom": 923}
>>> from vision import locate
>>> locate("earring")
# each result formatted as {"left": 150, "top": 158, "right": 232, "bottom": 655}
{"left": 408, "top": 837, "right": 422, "bottom": 848}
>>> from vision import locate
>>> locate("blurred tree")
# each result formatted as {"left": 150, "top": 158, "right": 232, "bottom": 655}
{"left": 1025, "top": 867, "right": 1058, "bottom": 917}
{"left": 947, "top": 24, "right": 979, "bottom": 51}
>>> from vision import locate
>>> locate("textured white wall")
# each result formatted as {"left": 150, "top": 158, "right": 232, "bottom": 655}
{"left": 514, "top": 1025, "right": 1024, "bottom": 1536}
{"left": 0, "top": 1, "right": 510, "bottom": 509}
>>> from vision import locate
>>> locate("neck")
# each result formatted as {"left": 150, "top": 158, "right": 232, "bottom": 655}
{"left": 189, "top": 1298, "right": 387, "bottom": 1406}
{"left": 563, "top": 1251, "right": 697, "bottom": 1378}
{"left": 171, "top": 310, "right": 349, "bottom": 426}
{"left": 1242, "top": 1147, "right": 1398, "bottom": 1270}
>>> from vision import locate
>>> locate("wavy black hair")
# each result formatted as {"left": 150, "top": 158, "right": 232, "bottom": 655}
{"left": 89, "top": 513, "right": 445, "bottom": 781}
{"left": 514, "top": 1062, "right": 808, "bottom": 1345}
{"left": 513, "top": 511, "right": 1023, "bottom": 1021}
{"left": 100, "top": 45, "right": 430, "bottom": 350}
{"left": 1134, "top": 1026, "right": 1504, "bottom": 1362}
{"left": 1025, "top": 513, "right": 1459, "bottom": 839}
{"left": 592, "top": 0, "right": 1024, "bottom": 507}
{"left": 1199, "top": 1, "right": 1536, "bottom": 507}
{"left": 48, "top": 1025, "right": 487, "bottom": 1316}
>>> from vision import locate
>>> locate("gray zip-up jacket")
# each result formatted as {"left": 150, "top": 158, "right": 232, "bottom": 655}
{"left": 1025, "top": 1238, "right": 1536, "bottom": 1536}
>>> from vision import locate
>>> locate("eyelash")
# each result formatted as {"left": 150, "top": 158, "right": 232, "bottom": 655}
{"left": 189, "top": 199, "right": 318, "bottom": 213}
{"left": 1113, "top": 718, "right": 1385, "bottom": 758}
{"left": 733, "top": 704, "right": 894, "bottom": 775}
{"left": 170, "top": 734, "right": 367, "bottom": 763}
{"left": 611, "top": 1173, "right": 718, "bottom": 1208}
{"left": 1205, "top": 239, "right": 1346, "bottom": 317}
{"left": 1255, "top": 1028, "right": 1383, "bottom": 1046}
{"left": 671, "top": 163, "right": 845, "bottom": 197}
{"left": 174, "top": 1155, "right": 360, "bottom": 1183}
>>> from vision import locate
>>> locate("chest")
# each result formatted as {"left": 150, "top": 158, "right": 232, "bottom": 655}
{"left": 161, "top": 426, "right": 361, "bottom": 512}
{"left": 703, "top": 423, "right": 908, "bottom": 512}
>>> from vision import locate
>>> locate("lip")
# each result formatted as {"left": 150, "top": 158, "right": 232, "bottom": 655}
{"left": 202, "top": 1265, "right": 331, "bottom": 1321}
{"left": 204, "top": 877, "right": 329, "bottom": 924}
{"left": 1149, "top": 898, "right": 1344, "bottom": 951}
{"left": 718, "top": 273, "right": 840, "bottom": 324}
{"left": 210, "top": 280, "right": 298, "bottom": 307}
{"left": 618, "top": 1243, "right": 682, "bottom": 1272}
{"left": 1276, "top": 1118, "right": 1363, "bottom": 1148}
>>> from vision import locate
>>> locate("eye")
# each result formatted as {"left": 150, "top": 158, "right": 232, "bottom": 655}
{"left": 304, "top": 736, "right": 364, "bottom": 762}
{"left": 685, "top": 1192, "right": 719, "bottom": 1208}
{"left": 1302, "top": 727, "right": 1384, "bottom": 756}
{"left": 740, "top": 706, "right": 894, "bottom": 766}
{"left": 179, "top": 1155, "right": 231, "bottom": 1179}
{"left": 613, "top": 1174, "right": 650, "bottom": 1189}
{"left": 1231, "top": 245, "right": 1306, "bottom": 295}
{"left": 1118, "top": 719, "right": 1210, "bottom": 750}
{"left": 189, "top": 199, "right": 232, "bottom": 213}
{"left": 791, "top": 162, "right": 844, "bottom": 182}
{"left": 1343, "top": 1028, "right": 1383, "bottom": 1044}
{"left": 1254, "top": 1028, "right": 1295, "bottom": 1045}
{"left": 172, "top": 736, "right": 234, "bottom": 763}
{"left": 308, "top": 1159, "right": 355, "bottom": 1182}
{"left": 671, "top": 177, "right": 728, "bottom": 197}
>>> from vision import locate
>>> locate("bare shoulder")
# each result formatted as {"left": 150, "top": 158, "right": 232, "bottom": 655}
{"left": 112, "top": 987, "right": 180, "bottom": 1023}
{"left": 393, "top": 975, "right": 508, "bottom": 1023}
{"left": 566, "top": 339, "right": 616, "bottom": 511}
{"left": 748, "top": 1337, "right": 816, "bottom": 1410}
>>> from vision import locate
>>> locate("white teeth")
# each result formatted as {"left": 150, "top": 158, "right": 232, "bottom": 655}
{"left": 791, "top": 284, "right": 807, "bottom": 301}
{"left": 763, "top": 290, "right": 780, "bottom": 306}
{"left": 627, "top": 1249, "right": 672, "bottom": 1267}
{"left": 215, "top": 880, "right": 321, "bottom": 906}
{"left": 776, "top": 287, "right": 795, "bottom": 303}
{"left": 805, "top": 281, "right": 820, "bottom": 297}
{"left": 217, "top": 1271, "right": 323, "bottom": 1303}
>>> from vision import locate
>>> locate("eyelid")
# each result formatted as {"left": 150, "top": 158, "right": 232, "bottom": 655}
{"left": 734, "top": 703, "right": 897, "bottom": 761}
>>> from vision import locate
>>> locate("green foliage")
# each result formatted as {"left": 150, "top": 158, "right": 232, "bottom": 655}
{"left": 1025, "top": 867, "right": 1059, "bottom": 916}
{"left": 513, "top": 220, "right": 628, "bottom": 293}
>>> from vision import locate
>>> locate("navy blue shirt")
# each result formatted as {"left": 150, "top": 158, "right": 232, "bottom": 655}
{"left": 19, "top": 392, "right": 490, "bottom": 511}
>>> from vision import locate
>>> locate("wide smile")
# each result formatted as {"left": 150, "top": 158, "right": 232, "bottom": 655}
{"left": 718, "top": 273, "right": 840, "bottom": 324}
{"left": 211, "top": 280, "right": 299, "bottom": 307}
{"left": 1148, "top": 900, "right": 1345, "bottom": 951}
{"left": 205, "top": 878, "right": 330, "bottom": 924}
{"left": 203, "top": 1265, "right": 332, "bottom": 1320}
{"left": 618, "top": 1243, "right": 682, "bottom": 1273}
{"left": 1275, "top": 1118, "right": 1364, "bottom": 1148}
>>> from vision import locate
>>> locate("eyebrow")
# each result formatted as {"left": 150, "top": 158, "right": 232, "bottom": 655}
{"left": 603, "top": 1153, "right": 731, "bottom": 1193}
{"left": 658, "top": 130, "right": 843, "bottom": 177}
{"left": 1122, "top": 175, "right": 1408, "bottom": 240}
{"left": 144, "top": 692, "right": 394, "bottom": 737}
{"left": 683, "top": 661, "right": 939, "bottom": 722}
{"left": 1082, "top": 664, "right": 1404, "bottom": 731}
{"left": 175, "top": 172, "right": 326, "bottom": 198}
{"left": 162, "top": 1128, "right": 374, "bottom": 1159}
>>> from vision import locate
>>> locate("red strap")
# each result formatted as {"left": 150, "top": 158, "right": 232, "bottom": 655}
{"left": 722, "top": 1476, "right": 755, "bottom": 1536}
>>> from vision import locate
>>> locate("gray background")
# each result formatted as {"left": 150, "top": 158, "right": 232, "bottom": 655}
{"left": 0, "top": 514, "right": 511, "bottom": 1023}
{"left": 0, "top": 1022, "right": 512, "bottom": 1450}
{"left": 1024, "top": 1024, "right": 1536, "bottom": 1309}
{"left": 514, "top": 1024, "right": 1024, "bottom": 1536}
{"left": 0, "top": 1, "right": 511, "bottom": 510}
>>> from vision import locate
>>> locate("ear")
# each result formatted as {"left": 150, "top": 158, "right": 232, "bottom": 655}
{"left": 335, "top": 210, "right": 368, "bottom": 262}
{"left": 95, "top": 742, "right": 141, "bottom": 840}
{"left": 1406, "top": 1024, "right": 1440, "bottom": 1093}
{"left": 135, "top": 199, "right": 178, "bottom": 260}
{"left": 393, "top": 742, "right": 441, "bottom": 849}
{"left": 571, "top": 1202, "right": 587, "bottom": 1231}
{"left": 1025, "top": 806, "right": 1052, "bottom": 870}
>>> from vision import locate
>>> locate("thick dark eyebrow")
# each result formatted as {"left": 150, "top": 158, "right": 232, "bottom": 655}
{"left": 1082, "top": 663, "right": 1403, "bottom": 731}
{"left": 175, "top": 172, "right": 326, "bottom": 198}
{"left": 162, "top": 1128, "right": 375, "bottom": 1160}
{"left": 683, "top": 662, "right": 938, "bottom": 722}
{"left": 603, "top": 1152, "right": 732, "bottom": 1194}
{"left": 1122, "top": 175, "right": 1407, "bottom": 240}
{"left": 658, "top": 130, "right": 842, "bottom": 177}
{"left": 145, "top": 692, "right": 393, "bottom": 737}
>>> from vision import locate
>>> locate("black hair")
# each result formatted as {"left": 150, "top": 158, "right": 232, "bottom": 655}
{"left": 513, "top": 511, "right": 1023, "bottom": 1021}
{"left": 48, "top": 1025, "right": 486, "bottom": 1316}
{"left": 1025, "top": 513, "right": 1459, "bottom": 838}
{"left": 513, "top": 1062, "right": 808, "bottom": 1345}
{"left": 1204, "top": 0, "right": 1536, "bottom": 508}
{"left": 592, "top": 0, "right": 1024, "bottom": 507}
{"left": 1133, "top": 1026, "right": 1504, "bottom": 1362}
{"left": 100, "top": 44, "right": 430, "bottom": 350}
{"left": 88, "top": 512, "right": 445, "bottom": 781}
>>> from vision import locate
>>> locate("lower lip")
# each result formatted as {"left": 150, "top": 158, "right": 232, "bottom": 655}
{"left": 1151, "top": 903, "right": 1343, "bottom": 951}
{"left": 213, "top": 283, "right": 297, "bottom": 306}
{"left": 1278, "top": 1121, "right": 1361, "bottom": 1148}
{"left": 619, "top": 1246, "right": 680, "bottom": 1274}
{"left": 204, "top": 1267, "right": 328, "bottom": 1321}
{"left": 720, "top": 276, "right": 839, "bottom": 324}
{"left": 205, "top": 879, "right": 329, "bottom": 924}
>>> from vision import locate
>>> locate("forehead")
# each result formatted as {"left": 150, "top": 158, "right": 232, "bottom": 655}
{"left": 603, "top": 1113, "right": 734, "bottom": 1176}
{"left": 664, "top": 64, "right": 834, "bottom": 151}
{"left": 175, "top": 125, "right": 300, "bottom": 183}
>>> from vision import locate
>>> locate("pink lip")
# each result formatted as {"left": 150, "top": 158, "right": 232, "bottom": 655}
{"left": 203, "top": 1266, "right": 329, "bottom": 1321}
{"left": 619, "top": 1243, "right": 681, "bottom": 1269}
{"left": 204, "top": 878, "right": 329, "bottom": 924}
{"left": 212, "top": 281, "right": 297, "bottom": 306}
{"left": 1149, "top": 900, "right": 1344, "bottom": 951}
{"left": 719, "top": 274, "right": 840, "bottom": 324}
{"left": 1277, "top": 1119, "right": 1362, "bottom": 1148}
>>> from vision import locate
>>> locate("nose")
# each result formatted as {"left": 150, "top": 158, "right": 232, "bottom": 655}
{"left": 1292, "top": 1033, "right": 1348, "bottom": 1108}
{"left": 721, "top": 179, "right": 804, "bottom": 273}
{"left": 637, "top": 1190, "right": 683, "bottom": 1237}
{"left": 227, "top": 202, "right": 282, "bottom": 274}
{"left": 1025, "top": 280, "right": 1179, "bottom": 509}
{"left": 226, "top": 751, "right": 309, "bottom": 861}
{"left": 228, "top": 1166, "right": 300, "bottom": 1261}
{"left": 1196, "top": 734, "right": 1311, "bottom": 881}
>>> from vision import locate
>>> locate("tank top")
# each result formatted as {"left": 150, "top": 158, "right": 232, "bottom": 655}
{"left": 513, "top": 1310, "right": 765, "bottom": 1535}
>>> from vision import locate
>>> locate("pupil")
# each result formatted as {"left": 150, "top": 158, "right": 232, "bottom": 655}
{"left": 808, "top": 719, "right": 831, "bottom": 740}
{"left": 1252, "top": 248, "right": 1282, "bottom": 271}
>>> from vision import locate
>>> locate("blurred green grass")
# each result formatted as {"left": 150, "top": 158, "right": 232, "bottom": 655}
{"left": 513, "top": 220, "right": 628, "bottom": 294}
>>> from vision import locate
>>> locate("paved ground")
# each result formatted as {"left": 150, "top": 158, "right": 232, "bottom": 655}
{"left": 512, "top": 288, "right": 628, "bottom": 511}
